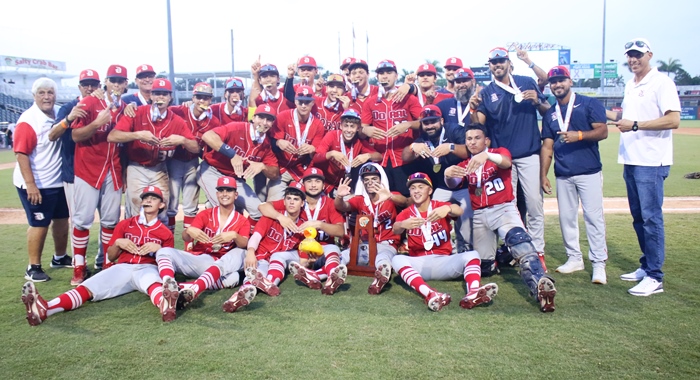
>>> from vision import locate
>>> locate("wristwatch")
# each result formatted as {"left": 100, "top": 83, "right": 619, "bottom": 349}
{"left": 449, "top": 143, "right": 455, "bottom": 152}
{"left": 632, "top": 121, "right": 639, "bottom": 131}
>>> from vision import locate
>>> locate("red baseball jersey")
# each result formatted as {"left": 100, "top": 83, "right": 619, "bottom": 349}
{"left": 252, "top": 215, "right": 305, "bottom": 261}
{"left": 269, "top": 196, "right": 345, "bottom": 248}
{"left": 169, "top": 104, "right": 220, "bottom": 161}
{"left": 347, "top": 194, "right": 401, "bottom": 248}
{"left": 293, "top": 82, "right": 326, "bottom": 97}
{"left": 114, "top": 105, "right": 195, "bottom": 167}
{"left": 417, "top": 90, "right": 454, "bottom": 106}
{"left": 71, "top": 96, "right": 125, "bottom": 190}
{"left": 109, "top": 216, "right": 174, "bottom": 265}
{"left": 201, "top": 122, "right": 278, "bottom": 178}
{"left": 270, "top": 109, "right": 324, "bottom": 180}
{"left": 360, "top": 93, "right": 422, "bottom": 167}
{"left": 456, "top": 147, "right": 514, "bottom": 210}
{"left": 347, "top": 85, "right": 379, "bottom": 114}
{"left": 314, "top": 97, "right": 344, "bottom": 132}
{"left": 188, "top": 207, "right": 251, "bottom": 259}
{"left": 210, "top": 102, "right": 248, "bottom": 124}
{"left": 255, "top": 89, "right": 293, "bottom": 114}
{"left": 312, "top": 130, "right": 377, "bottom": 188}
{"left": 395, "top": 200, "right": 453, "bottom": 256}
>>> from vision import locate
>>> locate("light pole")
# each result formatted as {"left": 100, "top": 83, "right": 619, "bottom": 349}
{"left": 601, "top": 0, "right": 607, "bottom": 95}
{"left": 166, "top": 0, "right": 177, "bottom": 104}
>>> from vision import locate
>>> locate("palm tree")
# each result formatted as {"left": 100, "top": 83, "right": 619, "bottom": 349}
{"left": 425, "top": 59, "right": 444, "bottom": 79}
{"left": 657, "top": 58, "right": 682, "bottom": 77}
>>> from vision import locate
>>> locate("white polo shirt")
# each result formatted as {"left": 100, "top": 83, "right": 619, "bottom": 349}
{"left": 618, "top": 67, "right": 681, "bottom": 166}
{"left": 13, "top": 103, "right": 63, "bottom": 189}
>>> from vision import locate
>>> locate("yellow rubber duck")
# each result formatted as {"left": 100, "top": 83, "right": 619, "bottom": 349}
{"left": 299, "top": 227, "right": 324, "bottom": 257}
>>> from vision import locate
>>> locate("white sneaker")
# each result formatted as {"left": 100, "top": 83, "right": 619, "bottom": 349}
{"left": 591, "top": 262, "right": 607, "bottom": 284}
{"left": 555, "top": 258, "right": 585, "bottom": 274}
{"left": 620, "top": 268, "right": 646, "bottom": 282}
{"left": 628, "top": 276, "right": 663, "bottom": 296}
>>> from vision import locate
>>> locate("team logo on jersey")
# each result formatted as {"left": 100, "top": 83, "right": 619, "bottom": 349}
{"left": 449, "top": 108, "right": 456, "bottom": 116}
{"left": 638, "top": 90, "right": 644, "bottom": 97}
{"left": 551, "top": 113, "right": 558, "bottom": 121}
{"left": 33, "top": 212, "right": 45, "bottom": 221}
{"left": 491, "top": 93, "right": 498, "bottom": 102}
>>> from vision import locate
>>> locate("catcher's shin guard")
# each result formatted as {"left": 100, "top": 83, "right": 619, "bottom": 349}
{"left": 506, "top": 227, "right": 545, "bottom": 297}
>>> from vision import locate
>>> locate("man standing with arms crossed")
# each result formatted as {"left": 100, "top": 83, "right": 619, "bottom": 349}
{"left": 607, "top": 38, "right": 681, "bottom": 296}
{"left": 540, "top": 66, "right": 609, "bottom": 284}
{"left": 470, "top": 47, "right": 550, "bottom": 270}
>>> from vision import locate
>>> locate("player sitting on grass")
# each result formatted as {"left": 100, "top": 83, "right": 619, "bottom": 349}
{"left": 21, "top": 186, "right": 179, "bottom": 325}
{"left": 392, "top": 172, "right": 498, "bottom": 311}
{"left": 154, "top": 176, "right": 251, "bottom": 313}
{"left": 444, "top": 123, "right": 557, "bottom": 312}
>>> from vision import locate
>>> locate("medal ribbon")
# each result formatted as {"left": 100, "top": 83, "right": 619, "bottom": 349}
{"left": 216, "top": 206, "right": 238, "bottom": 235}
{"left": 304, "top": 198, "right": 323, "bottom": 222}
{"left": 493, "top": 74, "right": 521, "bottom": 97}
{"left": 554, "top": 93, "right": 576, "bottom": 133}
{"left": 292, "top": 110, "right": 313, "bottom": 148}
{"left": 413, "top": 201, "right": 434, "bottom": 246}
{"left": 425, "top": 128, "right": 446, "bottom": 165}
{"left": 339, "top": 134, "right": 354, "bottom": 174}
{"left": 150, "top": 104, "right": 167, "bottom": 122}
{"left": 249, "top": 122, "right": 265, "bottom": 144}
{"left": 456, "top": 100, "right": 469, "bottom": 126}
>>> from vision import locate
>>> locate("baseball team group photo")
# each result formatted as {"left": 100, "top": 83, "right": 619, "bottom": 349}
{"left": 2, "top": 1, "right": 699, "bottom": 378}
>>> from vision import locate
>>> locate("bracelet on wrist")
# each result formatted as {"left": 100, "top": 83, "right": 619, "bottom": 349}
{"left": 578, "top": 131, "right": 583, "bottom": 141}
{"left": 528, "top": 62, "right": 536, "bottom": 69}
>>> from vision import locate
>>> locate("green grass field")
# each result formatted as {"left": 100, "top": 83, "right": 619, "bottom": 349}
{"left": 0, "top": 148, "right": 15, "bottom": 164}
{"left": 1, "top": 214, "right": 699, "bottom": 379}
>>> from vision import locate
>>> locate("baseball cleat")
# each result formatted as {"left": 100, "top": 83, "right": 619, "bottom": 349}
{"left": 222, "top": 285, "right": 257, "bottom": 313}
{"left": 50, "top": 254, "right": 73, "bottom": 268}
{"left": 160, "top": 276, "right": 179, "bottom": 322}
{"left": 322, "top": 265, "right": 347, "bottom": 295}
{"left": 425, "top": 291, "right": 452, "bottom": 312}
{"left": 368, "top": 263, "right": 392, "bottom": 295}
{"left": 289, "top": 262, "right": 322, "bottom": 290}
{"left": 70, "top": 265, "right": 90, "bottom": 286}
{"left": 22, "top": 281, "right": 48, "bottom": 326}
{"left": 245, "top": 267, "right": 280, "bottom": 297}
{"left": 460, "top": 283, "right": 498, "bottom": 309}
{"left": 177, "top": 288, "right": 196, "bottom": 310}
{"left": 537, "top": 276, "right": 557, "bottom": 313}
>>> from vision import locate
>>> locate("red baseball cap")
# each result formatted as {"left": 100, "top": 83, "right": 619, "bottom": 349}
{"left": 547, "top": 66, "right": 571, "bottom": 81}
{"left": 152, "top": 78, "right": 173, "bottom": 93}
{"left": 216, "top": 176, "right": 237, "bottom": 190}
{"left": 106, "top": 65, "right": 128, "bottom": 79}
{"left": 417, "top": 63, "right": 437, "bottom": 75}
{"left": 285, "top": 181, "right": 306, "bottom": 200}
{"left": 407, "top": 172, "right": 433, "bottom": 188}
{"left": 295, "top": 85, "right": 315, "bottom": 101}
{"left": 136, "top": 64, "right": 156, "bottom": 78}
{"left": 192, "top": 82, "right": 213, "bottom": 96}
{"left": 141, "top": 185, "right": 164, "bottom": 201}
{"left": 297, "top": 56, "right": 317, "bottom": 69}
{"left": 376, "top": 60, "right": 397, "bottom": 72}
{"left": 302, "top": 167, "right": 325, "bottom": 181}
{"left": 254, "top": 104, "right": 277, "bottom": 120}
{"left": 79, "top": 69, "right": 100, "bottom": 83}
{"left": 326, "top": 74, "right": 346, "bottom": 87}
{"left": 348, "top": 59, "right": 369, "bottom": 72}
{"left": 420, "top": 105, "right": 442, "bottom": 121}
{"left": 340, "top": 57, "right": 354, "bottom": 70}
{"left": 454, "top": 68, "right": 475, "bottom": 80}
{"left": 444, "top": 57, "right": 463, "bottom": 69}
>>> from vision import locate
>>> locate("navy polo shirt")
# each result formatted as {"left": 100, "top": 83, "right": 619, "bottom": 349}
{"left": 541, "top": 94, "right": 606, "bottom": 177}
{"left": 122, "top": 93, "right": 145, "bottom": 106}
{"left": 411, "top": 121, "right": 465, "bottom": 190}
{"left": 477, "top": 75, "right": 545, "bottom": 159}
{"left": 57, "top": 99, "right": 78, "bottom": 183}
{"left": 436, "top": 97, "right": 471, "bottom": 127}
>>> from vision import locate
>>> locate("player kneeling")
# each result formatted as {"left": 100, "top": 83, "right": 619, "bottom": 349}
{"left": 154, "top": 177, "right": 253, "bottom": 314}
{"left": 444, "top": 124, "right": 556, "bottom": 312}
{"left": 21, "top": 186, "right": 179, "bottom": 325}
{"left": 392, "top": 173, "right": 498, "bottom": 311}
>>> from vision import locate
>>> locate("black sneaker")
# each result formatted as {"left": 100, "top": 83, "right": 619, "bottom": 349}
{"left": 50, "top": 254, "right": 73, "bottom": 268}
{"left": 25, "top": 265, "right": 51, "bottom": 282}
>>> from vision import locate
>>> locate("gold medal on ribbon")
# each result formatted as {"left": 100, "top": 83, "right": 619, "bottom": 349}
{"left": 433, "top": 164, "right": 441, "bottom": 173}
{"left": 211, "top": 243, "right": 222, "bottom": 252}
{"left": 475, "top": 188, "right": 483, "bottom": 196}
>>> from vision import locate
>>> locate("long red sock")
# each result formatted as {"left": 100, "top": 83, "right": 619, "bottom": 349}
{"left": 71, "top": 227, "right": 90, "bottom": 266}
{"left": 101, "top": 227, "right": 114, "bottom": 265}
{"left": 397, "top": 266, "right": 434, "bottom": 298}
{"left": 191, "top": 266, "right": 222, "bottom": 297}
{"left": 464, "top": 258, "right": 481, "bottom": 294}
{"left": 267, "top": 260, "right": 286, "bottom": 286}
{"left": 322, "top": 252, "right": 340, "bottom": 276}
{"left": 46, "top": 285, "right": 91, "bottom": 316}
{"left": 156, "top": 256, "right": 175, "bottom": 279}
{"left": 147, "top": 283, "right": 163, "bottom": 307}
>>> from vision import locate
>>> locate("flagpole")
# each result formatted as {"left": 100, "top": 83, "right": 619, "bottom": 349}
{"left": 366, "top": 31, "right": 369, "bottom": 63}
{"left": 352, "top": 23, "right": 355, "bottom": 57}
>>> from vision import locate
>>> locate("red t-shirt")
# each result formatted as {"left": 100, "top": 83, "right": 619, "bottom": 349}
{"left": 269, "top": 196, "right": 344, "bottom": 248}
{"left": 211, "top": 102, "right": 248, "bottom": 125}
{"left": 360, "top": 93, "right": 422, "bottom": 167}
{"left": 252, "top": 215, "right": 305, "bottom": 261}
{"left": 270, "top": 109, "right": 324, "bottom": 180}
{"left": 347, "top": 194, "right": 401, "bottom": 248}
{"left": 395, "top": 200, "right": 453, "bottom": 256}
{"left": 201, "top": 122, "right": 278, "bottom": 178}
{"left": 109, "top": 216, "right": 174, "bottom": 265}
{"left": 169, "top": 104, "right": 220, "bottom": 161}
{"left": 312, "top": 130, "right": 377, "bottom": 188}
{"left": 456, "top": 147, "right": 514, "bottom": 210}
{"left": 71, "top": 96, "right": 125, "bottom": 189}
{"left": 188, "top": 207, "right": 251, "bottom": 259}
{"left": 114, "top": 105, "right": 195, "bottom": 167}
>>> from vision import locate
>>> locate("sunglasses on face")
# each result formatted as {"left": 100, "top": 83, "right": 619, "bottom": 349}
{"left": 137, "top": 75, "right": 155, "bottom": 80}
{"left": 80, "top": 82, "right": 100, "bottom": 88}
{"left": 108, "top": 78, "right": 127, "bottom": 84}
{"left": 627, "top": 51, "right": 645, "bottom": 59}
{"left": 488, "top": 49, "right": 509, "bottom": 60}
{"left": 152, "top": 91, "right": 170, "bottom": 96}
{"left": 625, "top": 40, "right": 649, "bottom": 50}
{"left": 194, "top": 94, "right": 212, "bottom": 101}
{"left": 296, "top": 100, "right": 313, "bottom": 106}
